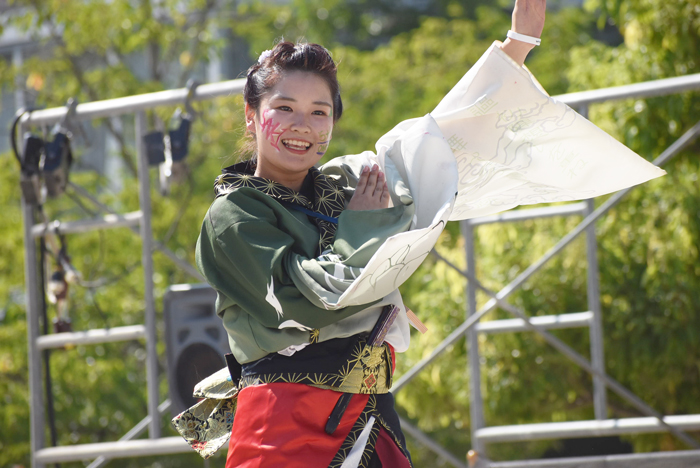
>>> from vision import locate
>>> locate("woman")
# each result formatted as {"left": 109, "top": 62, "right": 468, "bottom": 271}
{"left": 197, "top": 42, "right": 417, "bottom": 468}
{"left": 184, "top": 2, "right": 546, "bottom": 467}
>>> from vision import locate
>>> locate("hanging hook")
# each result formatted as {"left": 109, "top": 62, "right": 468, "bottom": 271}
{"left": 51, "top": 222, "right": 80, "bottom": 284}
{"left": 60, "top": 98, "right": 78, "bottom": 129}
{"left": 184, "top": 79, "right": 200, "bottom": 119}
{"left": 59, "top": 97, "right": 91, "bottom": 147}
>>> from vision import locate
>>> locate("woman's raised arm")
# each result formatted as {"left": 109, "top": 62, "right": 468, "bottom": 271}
{"left": 500, "top": 0, "right": 547, "bottom": 66}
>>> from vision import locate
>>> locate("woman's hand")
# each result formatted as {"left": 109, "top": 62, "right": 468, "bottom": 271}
{"left": 512, "top": 0, "right": 546, "bottom": 38}
{"left": 347, "top": 164, "right": 391, "bottom": 211}
{"left": 500, "top": 0, "right": 547, "bottom": 66}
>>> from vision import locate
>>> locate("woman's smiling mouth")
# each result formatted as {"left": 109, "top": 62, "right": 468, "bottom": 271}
{"left": 281, "top": 139, "right": 312, "bottom": 151}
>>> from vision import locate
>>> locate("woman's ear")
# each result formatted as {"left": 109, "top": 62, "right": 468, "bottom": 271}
{"left": 245, "top": 103, "right": 257, "bottom": 134}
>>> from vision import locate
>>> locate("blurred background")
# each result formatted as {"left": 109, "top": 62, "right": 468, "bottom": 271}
{"left": 1, "top": 0, "right": 699, "bottom": 466}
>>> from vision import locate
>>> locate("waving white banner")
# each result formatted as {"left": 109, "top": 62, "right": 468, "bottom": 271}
{"left": 325, "top": 42, "right": 665, "bottom": 308}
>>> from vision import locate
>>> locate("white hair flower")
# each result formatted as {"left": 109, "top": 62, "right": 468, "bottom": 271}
{"left": 258, "top": 50, "right": 272, "bottom": 64}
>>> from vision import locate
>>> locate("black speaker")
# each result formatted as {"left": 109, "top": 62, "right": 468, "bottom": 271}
{"left": 163, "top": 284, "right": 230, "bottom": 416}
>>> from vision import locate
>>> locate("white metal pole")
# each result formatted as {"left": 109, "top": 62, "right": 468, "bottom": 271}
{"left": 20, "top": 119, "right": 46, "bottom": 468}
{"left": 463, "top": 221, "right": 485, "bottom": 453}
{"left": 13, "top": 47, "right": 25, "bottom": 109}
{"left": 135, "top": 111, "right": 161, "bottom": 439}
{"left": 578, "top": 105, "right": 608, "bottom": 421}
{"left": 399, "top": 416, "right": 469, "bottom": 468}
{"left": 22, "top": 79, "right": 245, "bottom": 126}
{"left": 585, "top": 197, "right": 607, "bottom": 420}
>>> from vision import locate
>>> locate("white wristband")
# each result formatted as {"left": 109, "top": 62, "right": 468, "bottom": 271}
{"left": 506, "top": 30, "right": 541, "bottom": 46}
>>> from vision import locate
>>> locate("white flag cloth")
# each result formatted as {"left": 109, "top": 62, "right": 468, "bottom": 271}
{"left": 327, "top": 42, "right": 665, "bottom": 307}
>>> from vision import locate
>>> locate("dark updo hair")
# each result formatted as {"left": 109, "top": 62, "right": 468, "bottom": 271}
{"left": 244, "top": 41, "right": 343, "bottom": 123}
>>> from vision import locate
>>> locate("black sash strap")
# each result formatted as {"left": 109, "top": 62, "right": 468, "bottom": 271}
{"left": 325, "top": 304, "right": 400, "bottom": 435}
{"left": 325, "top": 393, "right": 354, "bottom": 434}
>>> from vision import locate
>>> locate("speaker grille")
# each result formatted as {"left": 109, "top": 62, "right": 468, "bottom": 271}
{"left": 174, "top": 343, "right": 226, "bottom": 410}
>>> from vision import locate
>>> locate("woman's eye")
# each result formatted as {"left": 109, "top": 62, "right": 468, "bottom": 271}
{"left": 312, "top": 110, "right": 327, "bottom": 116}
{"left": 278, "top": 106, "right": 292, "bottom": 111}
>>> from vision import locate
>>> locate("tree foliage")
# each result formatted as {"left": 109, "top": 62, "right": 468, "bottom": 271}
{"left": 1, "top": 0, "right": 700, "bottom": 466}
{"left": 562, "top": 0, "right": 700, "bottom": 453}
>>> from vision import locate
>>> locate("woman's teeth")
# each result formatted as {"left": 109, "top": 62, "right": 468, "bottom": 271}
{"left": 282, "top": 139, "right": 311, "bottom": 150}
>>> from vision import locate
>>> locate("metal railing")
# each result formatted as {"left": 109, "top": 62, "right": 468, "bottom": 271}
{"left": 19, "top": 79, "right": 244, "bottom": 467}
{"left": 17, "top": 70, "right": 700, "bottom": 467}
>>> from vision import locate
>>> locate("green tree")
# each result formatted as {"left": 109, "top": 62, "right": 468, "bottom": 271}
{"left": 392, "top": 0, "right": 700, "bottom": 461}
{"left": 560, "top": 0, "right": 700, "bottom": 453}
{"left": 1, "top": 0, "right": 244, "bottom": 466}
{"left": 3, "top": 0, "right": 699, "bottom": 465}
{"left": 327, "top": 1, "right": 700, "bottom": 461}
{"left": 0, "top": 1, "right": 603, "bottom": 464}
{"left": 230, "top": 0, "right": 514, "bottom": 53}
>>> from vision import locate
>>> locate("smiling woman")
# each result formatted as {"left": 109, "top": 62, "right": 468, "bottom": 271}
{"left": 247, "top": 70, "right": 335, "bottom": 190}
{"left": 174, "top": 2, "right": 552, "bottom": 467}
{"left": 188, "top": 40, "right": 408, "bottom": 468}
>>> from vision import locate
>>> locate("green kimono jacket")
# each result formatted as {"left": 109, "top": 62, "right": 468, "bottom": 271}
{"left": 195, "top": 154, "right": 415, "bottom": 364}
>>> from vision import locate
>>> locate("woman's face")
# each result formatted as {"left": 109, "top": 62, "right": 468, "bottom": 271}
{"left": 246, "top": 70, "right": 334, "bottom": 188}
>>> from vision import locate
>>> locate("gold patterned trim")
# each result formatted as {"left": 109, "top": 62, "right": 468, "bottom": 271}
{"left": 215, "top": 163, "right": 346, "bottom": 252}
{"left": 328, "top": 395, "right": 378, "bottom": 468}
{"left": 172, "top": 337, "right": 394, "bottom": 459}
{"left": 375, "top": 413, "right": 414, "bottom": 466}
{"left": 310, "top": 328, "right": 321, "bottom": 344}
{"left": 239, "top": 339, "right": 393, "bottom": 395}
{"left": 171, "top": 397, "right": 237, "bottom": 459}
{"left": 326, "top": 396, "right": 414, "bottom": 468}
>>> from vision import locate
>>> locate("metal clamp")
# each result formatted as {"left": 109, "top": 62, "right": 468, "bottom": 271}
{"left": 184, "top": 79, "right": 200, "bottom": 119}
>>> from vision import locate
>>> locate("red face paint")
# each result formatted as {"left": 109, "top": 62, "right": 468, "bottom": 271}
{"left": 261, "top": 109, "right": 284, "bottom": 151}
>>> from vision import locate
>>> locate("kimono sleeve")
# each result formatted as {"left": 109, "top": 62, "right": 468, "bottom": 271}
{"left": 196, "top": 188, "right": 410, "bottom": 329}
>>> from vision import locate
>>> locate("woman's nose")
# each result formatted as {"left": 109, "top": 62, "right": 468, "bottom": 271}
{"left": 290, "top": 113, "right": 311, "bottom": 133}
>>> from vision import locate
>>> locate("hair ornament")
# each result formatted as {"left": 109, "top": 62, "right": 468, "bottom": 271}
{"left": 258, "top": 50, "right": 273, "bottom": 64}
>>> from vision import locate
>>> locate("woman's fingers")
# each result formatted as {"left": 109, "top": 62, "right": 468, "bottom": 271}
{"left": 371, "top": 172, "right": 390, "bottom": 209}
{"left": 347, "top": 164, "right": 390, "bottom": 211}
{"left": 364, "top": 164, "right": 380, "bottom": 194}
{"left": 374, "top": 171, "right": 385, "bottom": 195}
{"left": 355, "top": 165, "right": 370, "bottom": 193}
{"left": 379, "top": 181, "right": 391, "bottom": 207}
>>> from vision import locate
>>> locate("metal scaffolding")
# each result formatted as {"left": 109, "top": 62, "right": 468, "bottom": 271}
{"left": 19, "top": 79, "right": 244, "bottom": 467}
{"left": 390, "top": 76, "right": 700, "bottom": 467}
{"left": 17, "top": 70, "right": 700, "bottom": 467}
